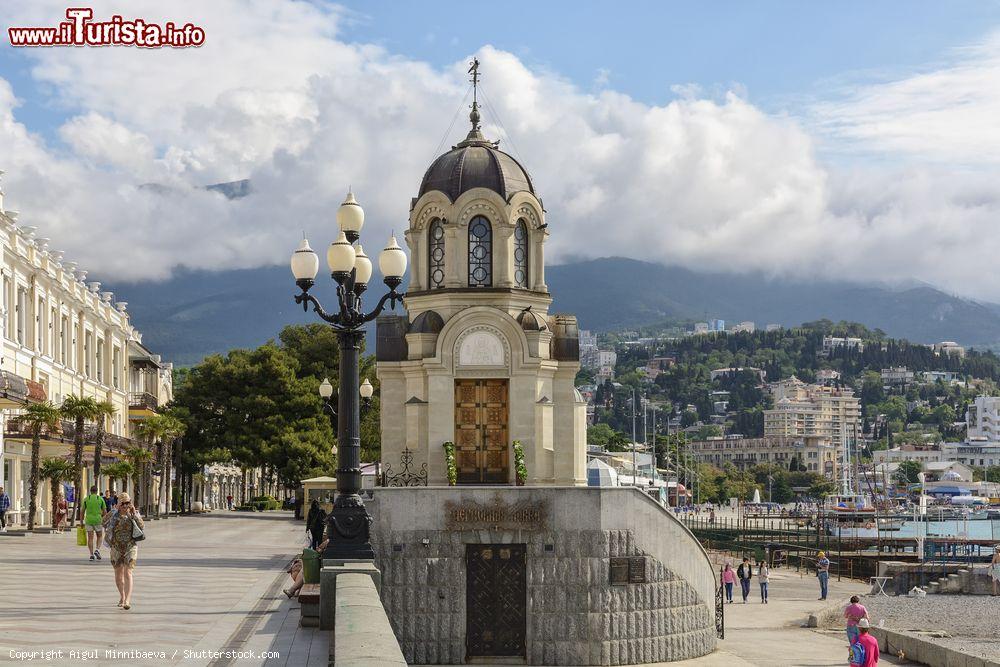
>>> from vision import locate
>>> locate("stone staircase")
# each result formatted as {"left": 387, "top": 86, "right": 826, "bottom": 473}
{"left": 918, "top": 566, "right": 993, "bottom": 595}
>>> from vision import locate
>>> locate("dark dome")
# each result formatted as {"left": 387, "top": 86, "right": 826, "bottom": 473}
{"left": 517, "top": 307, "right": 547, "bottom": 332}
{"left": 419, "top": 130, "right": 534, "bottom": 202}
{"left": 409, "top": 310, "right": 445, "bottom": 334}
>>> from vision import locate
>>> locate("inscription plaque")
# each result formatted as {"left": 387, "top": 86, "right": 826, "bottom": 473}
{"left": 444, "top": 494, "right": 548, "bottom": 531}
{"left": 610, "top": 556, "right": 647, "bottom": 585}
{"left": 609, "top": 557, "right": 629, "bottom": 585}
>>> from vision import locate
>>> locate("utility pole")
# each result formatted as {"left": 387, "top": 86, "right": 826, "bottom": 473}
{"left": 631, "top": 388, "right": 637, "bottom": 487}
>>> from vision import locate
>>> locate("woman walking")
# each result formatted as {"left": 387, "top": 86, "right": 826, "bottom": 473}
{"left": 103, "top": 493, "right": 144, "bottom": 610}
{"left": 757, "top": 559, "right": 769, "bottom": 603}
{"left": 721, "top": 562, "right": 736, "bottom": 603}
{"left": 306, "top": 500, "right": 326, "bottom": 550}
{"left": 53, "top": 492, "right": 68, "bottom": 533}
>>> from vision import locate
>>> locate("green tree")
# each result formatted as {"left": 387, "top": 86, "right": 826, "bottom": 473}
{"left": 21, "top": 402, "right": 62, "bottom": 530}
{"left": 39, "top": 457, "right": 75, "bottom": 528}
{"left": 895, "top": 460, "right": 922, "bottom": 485}
{"left": 123, "top": 446, "right": 154, "bottom": 515}
{"left": 60, "top": 395, "right": 100, "bottom": 526}
{"left": 91, "top": 401, "right": 117, "bottom": 488}
{"left": 587, "top": 423, "right": 616, "bottom": 449}
{"left": 102, "top": 461, "right": 134, "bottom": 493}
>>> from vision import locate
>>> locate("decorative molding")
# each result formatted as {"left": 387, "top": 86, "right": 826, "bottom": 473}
{"left": 513, "top": 204, "right": 541, "bottom": 229}
{"left": 455, "top": 324, "right": 509, "bottom": 368}
{"left": 458, "top": 202, "right": 504, "bottom": 227}
{"left": 413, "top": 203, "right": 447, "bottom": 232}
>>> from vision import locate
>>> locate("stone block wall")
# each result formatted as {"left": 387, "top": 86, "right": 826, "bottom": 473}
{"left": 369, "top": 487, "right": 717, "bottom": 665}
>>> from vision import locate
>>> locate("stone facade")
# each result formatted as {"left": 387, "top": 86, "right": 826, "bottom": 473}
{"left": 376, "top": 103, "right": 587, "bottom": 487}
{"left": 368, "top": 487, "right": 718, "bottom": 665}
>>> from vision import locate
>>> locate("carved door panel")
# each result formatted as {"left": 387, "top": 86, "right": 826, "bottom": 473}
{"left": 481, "top": 380, "right": 509, "bottom": 484}
{"left": 455, "top": 380, "right": 481, "bottom": 484}
{"left": 454, "top": 379, "right": 509, "bottom": 484}
{"left": 466, "top": 544, "right": 527, "bottom": 659}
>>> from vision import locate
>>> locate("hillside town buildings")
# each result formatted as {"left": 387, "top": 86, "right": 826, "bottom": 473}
{"left": 764, "top": 376, "right": 861, "bottom": 444}
{"left": 0, "top": 182, "right": 173, "bottom": 527}
{"left": 821, "top": 335, "right": 864, "bottom": 355}
{"left": 688, "top": 434, "right": 839, "bottom": 478}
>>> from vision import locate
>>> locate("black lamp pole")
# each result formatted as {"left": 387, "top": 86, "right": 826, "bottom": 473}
{"left": 293, "top": 233, "right": 404, "bottom": 561}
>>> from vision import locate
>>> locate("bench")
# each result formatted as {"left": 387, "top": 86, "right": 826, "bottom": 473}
{"left": 299, "top": 583, "right": 320, "bottom": 627}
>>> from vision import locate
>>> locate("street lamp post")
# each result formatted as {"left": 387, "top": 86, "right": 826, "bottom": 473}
{"left": 290, "top": 191, "right": 407, "bottom": 561}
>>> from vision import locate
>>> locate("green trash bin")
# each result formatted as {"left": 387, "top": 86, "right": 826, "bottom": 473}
{"left": 302, "top": 548, "right": 321, "bottom": 584}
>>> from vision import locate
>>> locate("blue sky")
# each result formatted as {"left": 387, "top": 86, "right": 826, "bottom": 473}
{"left": 339, "top": 0, "right": 1000, "bottom": 106}
{"left": 2, "top": 1, "right": 1000, "bottom": 298}
{"left": 4, "top": 1, "right": 1000, "bottom": 143}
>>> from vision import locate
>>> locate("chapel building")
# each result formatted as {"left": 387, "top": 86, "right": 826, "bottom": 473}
{"left": 375, "top": 100, "right": 586, "bottom": 486}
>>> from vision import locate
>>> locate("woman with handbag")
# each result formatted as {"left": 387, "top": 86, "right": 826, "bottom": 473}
{"left": 102, "top": 492, "right": 144, "bottom": 610}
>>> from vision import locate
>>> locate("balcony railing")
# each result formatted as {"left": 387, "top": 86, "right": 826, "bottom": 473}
{"left": 129, "top": 391, "right": 158, "bottom": 412}
{"left": 3, "top": 418, "right": 134, "bottom": 451}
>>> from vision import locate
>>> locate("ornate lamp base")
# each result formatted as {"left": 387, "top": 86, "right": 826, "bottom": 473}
{"left": 322, "top": 496, "right": 375, "bottom": 561}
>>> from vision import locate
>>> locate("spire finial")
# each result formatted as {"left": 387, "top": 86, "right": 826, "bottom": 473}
{"left": 468, "top": 58, "right": 481, "bottom": 132}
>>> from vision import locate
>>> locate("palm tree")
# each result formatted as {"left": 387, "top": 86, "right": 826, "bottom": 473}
{"left": 123, "top": 446, "right": 154, "bottom": 516}
{"left": 90, "top": 401, "right": 117, "bottom": 490}
{"left": 21, "top": 402, "right": 63, "bottom": 530}
{"left": 137, "top": 414, "right": 186, "bottom": 518}
{"left": 39, "top": 457, "right": 75, "bottom": 529}
{"left": 60, "top": 395, "right": 100, "bottom": 526}
{"left": 102, "top": 461, "right": 134, "bottom": 495}
{"left": 158, "top": 414, "right": 186, "bottom": 518}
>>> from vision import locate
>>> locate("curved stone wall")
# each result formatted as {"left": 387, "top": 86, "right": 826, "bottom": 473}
{"left": 368, "top": 487, "right": 717, "bottom": 665}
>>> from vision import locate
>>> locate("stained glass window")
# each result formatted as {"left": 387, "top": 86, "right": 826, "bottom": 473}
{"left": 428, "top": 219, "right": 445, "bottom": 289}
{"left": 514, "top": 219, "right": 529, "bottom": 288}
{"left": 468, "top": 215, "right": 492, "bottom": 287}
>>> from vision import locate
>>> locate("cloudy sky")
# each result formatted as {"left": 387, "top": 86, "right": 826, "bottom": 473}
{"left": 2, "top": 1, "right": 1000, "bottom": 300}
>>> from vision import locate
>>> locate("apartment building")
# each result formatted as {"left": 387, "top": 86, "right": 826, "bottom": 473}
{"left": 0, "top": 187, "right": 171, "bottom": 526}
{"left": 687, "top": 434, "right": 839, "bottom": 478}
{"left": 821, "top": 336, "right": 864, "bottom": 355}
{"left": 965, "top": 396, "right": 1000, "bottom": 441}
{"left": 764, "top": 376, "right": 861, "bottom": 445}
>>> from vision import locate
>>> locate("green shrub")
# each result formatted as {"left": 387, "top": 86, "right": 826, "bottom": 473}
{"left": 235, "top": 504, "right": 256, "bottom": 512}
{"left": 442, "top": 441, "right": 457, "bottom": 486}
{"left": 513, "top": 440, "right": 527, "bottom": 485}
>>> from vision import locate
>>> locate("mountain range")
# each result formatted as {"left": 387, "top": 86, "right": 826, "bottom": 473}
{"left": 104, "top": 258, "right": 1000, "bottom": 366}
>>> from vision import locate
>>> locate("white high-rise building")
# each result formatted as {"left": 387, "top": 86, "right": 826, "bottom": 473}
{"left": 966, "top": 396, "right": 1000, "bottom": 441}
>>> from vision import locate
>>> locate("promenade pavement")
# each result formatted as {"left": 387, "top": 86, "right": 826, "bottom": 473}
{"left": 670, "top": 567, "right": 905, "bottom": 666}
{"left": 0, "top": 511, "right": 324, "bottom": 667}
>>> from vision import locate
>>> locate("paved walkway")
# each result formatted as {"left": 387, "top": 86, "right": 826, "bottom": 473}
{"left": 670, "top": 568, "right": 906, "bottom": 666}
{"left": 0, "top": 512, "right": 325, "bottom": 667}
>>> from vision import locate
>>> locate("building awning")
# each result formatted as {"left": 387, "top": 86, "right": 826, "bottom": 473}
{"left": 929, "top": 486, "right": 969, "bottom": 496}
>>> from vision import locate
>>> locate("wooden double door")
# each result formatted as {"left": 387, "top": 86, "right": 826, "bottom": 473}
{"left": 454, "top": 379, "right": 509, "bottom": 484}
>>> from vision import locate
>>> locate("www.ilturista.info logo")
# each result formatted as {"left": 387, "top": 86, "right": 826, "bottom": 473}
{"left": 8, "top": 8, "right": 205, "bottom": 48}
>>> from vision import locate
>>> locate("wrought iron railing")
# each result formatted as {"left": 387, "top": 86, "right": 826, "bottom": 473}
{"left": 381, "top": 448, "right": 428, "bottom": 487}
{"left": 3, "top": 417, "right": 134, "bottom": 450}
{"left": 129, "top": 391, "right": 158, "bottom": 411}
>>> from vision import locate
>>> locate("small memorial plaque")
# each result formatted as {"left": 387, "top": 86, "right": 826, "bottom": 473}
{"left": 609, "top": 557, "right": 629, "bottom": 585}
{"left": 629, "top": 557, "right": 646, "bottom": 583}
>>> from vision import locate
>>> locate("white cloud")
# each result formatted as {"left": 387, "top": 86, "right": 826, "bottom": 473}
{"left": 810, "top": 31, "right": 1000, "bottom": 166}
{"left": 0, "top": 1, "right": 998, "bottom": 303}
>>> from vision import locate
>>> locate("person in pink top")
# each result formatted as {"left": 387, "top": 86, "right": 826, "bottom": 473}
{"left": 849, "top": 618, "right": 879, "bottom": 667}
{"left": 721, "top": 563, "right": 736, "bottom": 603}
{"left": 844, "top": 595, "right": 870, "bottom": 645}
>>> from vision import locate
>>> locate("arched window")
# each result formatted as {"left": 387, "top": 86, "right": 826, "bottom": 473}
{"left": 468, "top": 216, "right": 492, "bottom": 287}
{"left": 427, "top": 218, "right": 445, "bottom": 289}
{"left": 513, "top": 219, "right": 529, "bottom": 288}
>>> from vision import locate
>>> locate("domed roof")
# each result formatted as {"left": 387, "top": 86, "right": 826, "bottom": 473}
{"left": 410, "top": 310, "right": 445, "bottom": 334}
{"left": 516, "top": 306, "right": 547, "bottom": 332}
{"left": 419, "top": 104, "right": 534, "bottom": 202}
